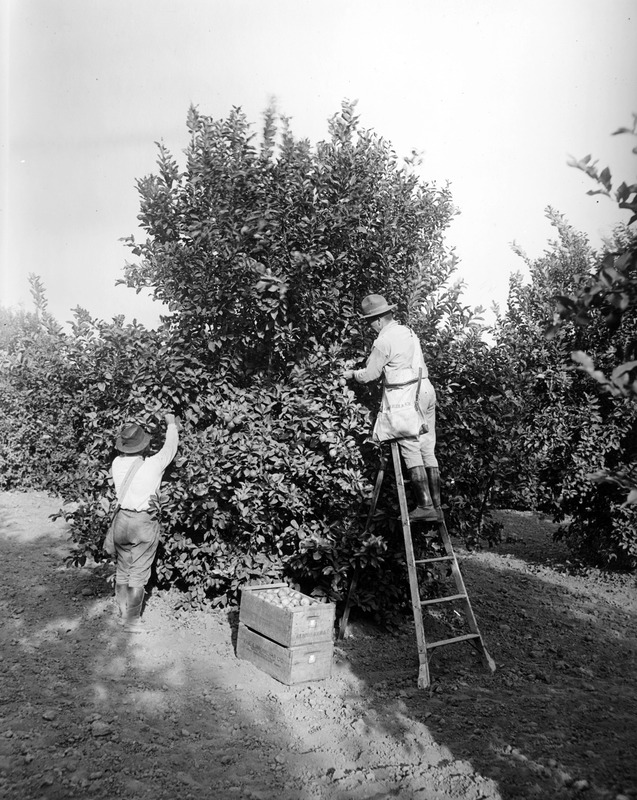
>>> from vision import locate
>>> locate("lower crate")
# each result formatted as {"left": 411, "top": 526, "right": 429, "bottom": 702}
{"left": 237, "top": 623, "right": 333, "bottom": 685}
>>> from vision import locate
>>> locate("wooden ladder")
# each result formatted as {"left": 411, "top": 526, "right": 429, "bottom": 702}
{"left": 339, "top": 440, "right": 496, "bottom": 689}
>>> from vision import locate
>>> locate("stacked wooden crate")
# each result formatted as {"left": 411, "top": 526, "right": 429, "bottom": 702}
{"left": 237, "top": 583, "right": 335, "bottom": 685}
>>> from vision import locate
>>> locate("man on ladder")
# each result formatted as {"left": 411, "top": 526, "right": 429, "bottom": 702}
{"left": 342, "top": 294, "right": 495, "bottom": 688}
{"left": 342, "top": 293, "right": 441, "bottom": 522}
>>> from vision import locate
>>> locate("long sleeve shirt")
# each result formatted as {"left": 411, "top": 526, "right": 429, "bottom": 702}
{"left": 111, "top": 423, "right": 179, "bottom": 511}
{"left": 354, "top": 321, "right": 428, "bottom": 385}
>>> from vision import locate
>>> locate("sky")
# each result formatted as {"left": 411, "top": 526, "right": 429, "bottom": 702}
{"left": 2, "top": 0, "right": 636, "bottom": 329}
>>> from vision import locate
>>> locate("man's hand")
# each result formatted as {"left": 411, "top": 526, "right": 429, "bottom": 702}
{"left": 342, "top": 370, "right": 355, "bottom": 381}
{"left": 166, "top": 413, "right": 183, "bottom": 431}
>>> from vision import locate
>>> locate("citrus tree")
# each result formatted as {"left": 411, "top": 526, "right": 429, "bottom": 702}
{"left": 3, "top": 102, "right": 573, "bottom": 618}
{"left": 119, "top": 101, "right": 456, "bottom": 376}
{"left": 540, "top": 118, "right": 637, "bottom": 567}
{"left": 63, "top": 101, "right": 464, "bottom": 616}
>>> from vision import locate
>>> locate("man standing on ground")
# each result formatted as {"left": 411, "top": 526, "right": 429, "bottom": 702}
{"left": 111, "top": 413, "right": 179, "bottom": 632}
{"left": 342, "top": 294, "right": 441, "bottom": 522}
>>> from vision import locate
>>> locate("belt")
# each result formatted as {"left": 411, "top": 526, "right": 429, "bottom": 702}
{"left": 120, "top": 508, "right": 151, "bottom": 513}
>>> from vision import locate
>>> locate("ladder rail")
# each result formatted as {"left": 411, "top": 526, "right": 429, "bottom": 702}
{"left": 437, "top": 518, "right": 497, "bottom": 674}
{"left": 390, "top": 441, "right": 430, "bottom": 689}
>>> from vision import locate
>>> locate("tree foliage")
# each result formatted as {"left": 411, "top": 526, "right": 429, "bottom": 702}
{"left": 501, "top": 119, "right": 637, "bottom": 568}
{"left": 3, "top": 104, "right": 489, "bottom": 619}
{"left": 6, "top": 103, "right": 635, "bottom": 622}
{"left": 119, "top": 101, "right": 456, "bottom": 381}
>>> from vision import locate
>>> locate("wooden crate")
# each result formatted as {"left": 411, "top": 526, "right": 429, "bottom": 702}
{"left": 236, "top": 623, "right": 333, "bottom": 685}
{"left": 239, "top": 583, "right": 335, "bottom": 648}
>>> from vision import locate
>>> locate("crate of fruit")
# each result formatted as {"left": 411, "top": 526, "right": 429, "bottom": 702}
{"left": 236, "top": 623, "right": 333, "bottom": 685}
{"left": 238, "top": 582, "right": 335, "bottom": 648}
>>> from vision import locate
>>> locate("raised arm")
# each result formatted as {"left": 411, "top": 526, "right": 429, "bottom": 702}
{"left": 147, "top": 413, "right": 180, "bottom": 470}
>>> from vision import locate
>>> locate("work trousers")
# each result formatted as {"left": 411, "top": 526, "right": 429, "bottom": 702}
{"left": 398, "top": 380, "right": 438, "bottom": 469}
{"left": 113, "top": 509, "right": 160, "bottom": 588}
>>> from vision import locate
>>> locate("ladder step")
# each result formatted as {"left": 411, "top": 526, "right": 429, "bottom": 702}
{"left": 414, "top": 556, "right": 453, "bottom": 565}
{"left": 420, "top": 593, "right": 467, "bottom": 606}
{"left": 426, "top": 633, "right": 481, "bottom": 650}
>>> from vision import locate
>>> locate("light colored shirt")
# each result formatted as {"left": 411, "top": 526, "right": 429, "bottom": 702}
{"left": 111, "top": 423, "right": 179, "bottom": 511}
{"left": 354, "top": 320, "right": 428, "bottom": 384}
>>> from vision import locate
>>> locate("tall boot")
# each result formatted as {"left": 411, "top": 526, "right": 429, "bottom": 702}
{"left": 124, "top": 586, "right": 148, "bottom": 633}
{"left": 426, "top": 466, "right": 443, "bottom": 520}
{"left": 115, "top": 583, "right": 128, "bottom": 622}
{"left": 407, "top": 466, "right": 438, "bottom": 522}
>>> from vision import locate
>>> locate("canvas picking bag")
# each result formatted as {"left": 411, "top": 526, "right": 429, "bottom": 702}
{"left": 103, "top": 457, "right": 143, "bottom": 555}
{"left": 372, "top": 331, "right": 429, "bottom": 443}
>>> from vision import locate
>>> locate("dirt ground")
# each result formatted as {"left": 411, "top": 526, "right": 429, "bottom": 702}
{"left": 1, "top": 490, "right": 636, "bottom": 800}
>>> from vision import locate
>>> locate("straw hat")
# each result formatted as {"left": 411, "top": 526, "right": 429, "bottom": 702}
{"left": 360, "top": 294, "right": 397, "bottom": 319}
{"left": 115, "top": 423, "right": 151, "bottom": 454}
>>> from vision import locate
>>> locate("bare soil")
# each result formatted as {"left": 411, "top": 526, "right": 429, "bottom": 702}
{"left": 1, "top": 490, "right": 636, "bottom": 800}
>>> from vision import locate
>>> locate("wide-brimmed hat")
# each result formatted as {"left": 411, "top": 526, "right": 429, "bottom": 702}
{"left": 360, "top": 294, "right": 397, "bottom": 319}
{"left": 115, "top": 423, "right": 151, "bottom": 454}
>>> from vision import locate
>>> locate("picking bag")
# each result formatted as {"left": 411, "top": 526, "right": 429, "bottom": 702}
{"left": 372, "top": 368, "right": 428, "bottom": 442}
{"left": 372, "top": 329, "right": 429, "bottom": 443}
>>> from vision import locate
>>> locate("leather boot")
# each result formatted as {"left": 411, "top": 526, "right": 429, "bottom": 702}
{"left": 124, "top": 586, "right": 149, "bottom": 633}
{"left": 426, "top": 467, "right": 443, "bottom": 520}
{"left": 115, "top": 583, "right": 128, "bottom": 622}
{"left": 407, "top": 466, "right": 438, "bottom": 522}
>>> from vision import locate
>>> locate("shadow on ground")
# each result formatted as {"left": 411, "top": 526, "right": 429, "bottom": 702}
{"left": 2, "top": 493, "right": 636, "bottom": 800}
{"left": 336, "top": 515, "right": 637, "bottom": 800}
{"left": 0, "top": 498, "right": 339, "bottom": 800}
